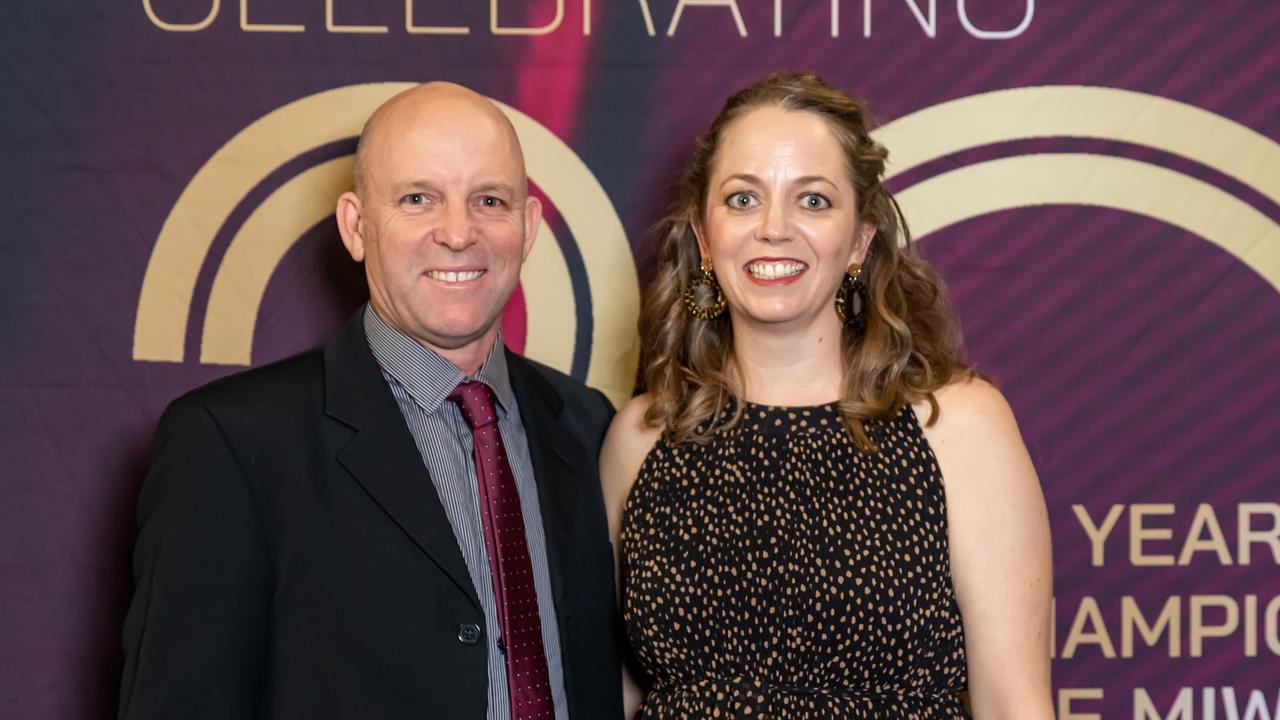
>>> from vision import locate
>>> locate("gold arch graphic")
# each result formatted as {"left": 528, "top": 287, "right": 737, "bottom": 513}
{"left": 895, "top": 154, "right": 1280, "bottom": 291}
{"left": 868, "top": 85, "right": 1280, "bottom": 290}
{"left": 133, "top": 83, "right": 638, "bottom": 405}
{"left": 873, "top": 85, "right": 1280, "bottom": 207}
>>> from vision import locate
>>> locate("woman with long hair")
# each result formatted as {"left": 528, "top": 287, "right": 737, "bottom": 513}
{"left": 601, "top": 73, "right": 1053, "bottom": 718}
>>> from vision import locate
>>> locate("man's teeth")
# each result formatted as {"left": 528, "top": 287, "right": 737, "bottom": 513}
{"left": 428, "top": 270, "right": 484, "bottom": 282}
{"left": 746, "top": 261, "right": 807, "bottom": 279}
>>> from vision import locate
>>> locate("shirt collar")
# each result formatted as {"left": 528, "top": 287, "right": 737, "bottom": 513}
{"left": 363, "top": 304, "right": 515, "bottom": 416}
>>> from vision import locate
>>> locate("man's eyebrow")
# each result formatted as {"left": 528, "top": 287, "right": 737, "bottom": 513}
{"left": 472, "top": 182, "right": 517, "bottom": 196}
{"left": 388, "top": 179, "right": 441, "bottom": 196}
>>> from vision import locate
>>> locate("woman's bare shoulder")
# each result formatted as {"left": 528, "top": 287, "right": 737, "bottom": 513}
{"left": 913, "top": 376, "right": 1020, "bottom": 450}
{"left": 600, "top": 393, "right": 665, "bottom": 508}
{"left": 914, "top": 375, "right": 1032, "bottom": 491}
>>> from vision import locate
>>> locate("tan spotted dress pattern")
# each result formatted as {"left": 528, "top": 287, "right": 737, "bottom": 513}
{"left": 622, "top": 401, "right": 968, "bottom": 719}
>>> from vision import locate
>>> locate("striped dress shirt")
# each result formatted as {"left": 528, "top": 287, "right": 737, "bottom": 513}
{"left": 364, "top": 306, "right": 569, "bottom": 720}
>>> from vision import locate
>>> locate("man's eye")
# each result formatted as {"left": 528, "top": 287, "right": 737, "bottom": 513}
{"left": 801, "top": 193, "right": 831, "bottom": 210}
{"left": 478, "top": 196, "right": 506, "bottom": 208}
{"left": 403, "top": 193, "right": 428, "bottom": 206}
{"left": 727, "top": 192, "right": 756, "bottom": 209}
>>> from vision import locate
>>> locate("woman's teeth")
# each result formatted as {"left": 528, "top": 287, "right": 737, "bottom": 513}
{"left": 746, "top": 261, "right": 807, "bottom": 279}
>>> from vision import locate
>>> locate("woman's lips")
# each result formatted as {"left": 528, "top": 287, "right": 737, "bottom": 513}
{"left": 744, "top": 259, "right": 807, "bottom": 285}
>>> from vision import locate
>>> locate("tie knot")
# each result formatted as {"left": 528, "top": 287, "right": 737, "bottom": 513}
{"left": 448, "top": 380, "right": 498, "bottom": 429}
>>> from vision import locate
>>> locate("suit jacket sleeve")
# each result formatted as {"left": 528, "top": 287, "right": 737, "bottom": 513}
{"left": 119, "top": 395, "right": 272, "bottom": 719}
{"left": 593, "top": 387, "right": 617, "bottom": 429}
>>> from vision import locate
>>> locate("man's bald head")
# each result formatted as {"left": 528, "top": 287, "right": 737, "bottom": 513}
{"left": 334, "top": 80, "right": 543, "bottom": 375}
{"left": 352, "top": 82, "right": 526, "bottom": 199}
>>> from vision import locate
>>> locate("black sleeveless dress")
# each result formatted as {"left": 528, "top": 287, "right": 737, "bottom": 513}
{"left": 621, "top": 402, "right": 968, "bottom": 719}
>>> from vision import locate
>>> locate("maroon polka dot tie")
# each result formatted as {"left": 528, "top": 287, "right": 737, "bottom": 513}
{"left": 449, "top": 381, "right": 555, "bottom": 720}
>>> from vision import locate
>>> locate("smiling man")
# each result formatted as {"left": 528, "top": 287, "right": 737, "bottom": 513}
{"left": 119, "top": 83, "right": 624, "bottom": 720}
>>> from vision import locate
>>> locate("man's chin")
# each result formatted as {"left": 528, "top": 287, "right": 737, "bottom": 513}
{"left": 409, "top": 318, "right": 502, "bottom": 353}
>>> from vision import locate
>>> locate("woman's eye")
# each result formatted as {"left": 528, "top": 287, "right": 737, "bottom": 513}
{"left": 802, "top": 193, "right": 831, "bottom": 210}
{"left": 727, "top": 192, "right": 755, "bottom": 209}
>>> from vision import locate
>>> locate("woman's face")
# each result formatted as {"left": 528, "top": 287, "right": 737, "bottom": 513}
{"left": 695, "top": 105, "right": 875, "bottom": 332}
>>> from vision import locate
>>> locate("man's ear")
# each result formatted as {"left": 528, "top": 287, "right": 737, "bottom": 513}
{"left": 521, "top": 194, "right": 543, "bottom": 262}
{"left": 336, "top": 191, "right": 367, "bottom": 262}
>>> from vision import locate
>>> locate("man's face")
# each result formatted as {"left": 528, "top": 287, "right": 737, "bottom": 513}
{"left": 340, "top": 94, "right": 541, "bottom": 359}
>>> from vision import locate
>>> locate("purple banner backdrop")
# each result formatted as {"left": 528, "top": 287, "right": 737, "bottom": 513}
{"left": 2, "top": 1, "right": 1278, "bottom": 717}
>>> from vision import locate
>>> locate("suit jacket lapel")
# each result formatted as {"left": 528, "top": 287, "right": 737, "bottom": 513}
{"left": 324, "top": 311, "right": 480, "bottom": 611}
{"left": 505, "top": 351, "right": 583, "bottom": 613}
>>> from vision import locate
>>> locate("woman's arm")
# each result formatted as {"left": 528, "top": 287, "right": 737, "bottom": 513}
{"left": 599, "top": 394, "right": 664, "bottom": 719}
{"left": 920, "top": 378, "right": 1055, "bottom": 719}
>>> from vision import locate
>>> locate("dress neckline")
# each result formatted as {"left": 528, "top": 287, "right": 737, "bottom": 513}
{"left": 733, "top": 397, "right": 919, "bottom": 427}
{"left": 738, "top": 398, "right": 842, "bottom": 412}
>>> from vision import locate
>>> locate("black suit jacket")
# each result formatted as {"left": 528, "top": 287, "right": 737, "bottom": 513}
{"left": 119, "top": 311, "right": 623, "bottom": 719}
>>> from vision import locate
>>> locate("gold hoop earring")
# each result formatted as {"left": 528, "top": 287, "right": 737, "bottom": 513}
{"left": 684, "top": 258, "right": 727, "bottom": 320}
{"left": 835, "top": 262, "right": 866, "bottom": 327}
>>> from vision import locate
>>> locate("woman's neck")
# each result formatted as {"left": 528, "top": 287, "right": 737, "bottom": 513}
{"left": 729, "top": 313, "right": 847, "bottom": 407}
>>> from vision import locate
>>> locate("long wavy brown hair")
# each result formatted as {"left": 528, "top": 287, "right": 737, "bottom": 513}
{"left": 639, "top": 72, "right": 974, "bottom": 451}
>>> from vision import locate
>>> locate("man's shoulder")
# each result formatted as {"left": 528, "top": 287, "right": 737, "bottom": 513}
{"left": 508, "top": 352, "right": 612, "bottom": 415}
{"left": 177, "top": 348, "right": 327, "bottom": 420}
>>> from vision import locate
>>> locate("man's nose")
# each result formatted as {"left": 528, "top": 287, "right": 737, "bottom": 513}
{"left": 436, "top": 202, "right": 474, "bottom": 250}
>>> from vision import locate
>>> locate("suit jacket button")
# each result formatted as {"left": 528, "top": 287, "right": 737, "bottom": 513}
{"left": 457, "top": 623, "right": 482, "bottom": 645}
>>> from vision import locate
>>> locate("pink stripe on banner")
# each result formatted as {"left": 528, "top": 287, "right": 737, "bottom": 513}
{"left": 502, "top": 284, "right": 528, "bottom": 356}
{"left": 509, "top": 0, "right": 593, "bottom": 140}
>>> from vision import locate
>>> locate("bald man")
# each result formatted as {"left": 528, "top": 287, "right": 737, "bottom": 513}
{"left": 119, "top": 83, "right": 624, "bottom": 720}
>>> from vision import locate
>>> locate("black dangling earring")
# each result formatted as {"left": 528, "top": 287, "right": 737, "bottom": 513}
{"left": 684, "top": 258, "right": 728, "bottom": 320}
{"left": 835, "top": 262, "right": 866, "bottom": 330}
